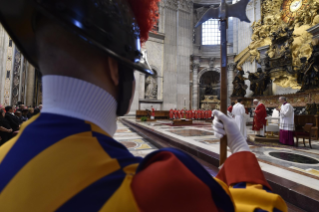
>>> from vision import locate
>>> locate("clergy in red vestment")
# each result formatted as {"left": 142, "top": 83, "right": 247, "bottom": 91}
{"left": 191, "top": 110, "right": 195, "bottom": 119}
{"left": 187, "top": 110, "right": 191, "bottom": 119}
{"left": 151, "top": 106, "right": 155, "bottom": 120}
{"left": 252, "top": 99, "right": 267, "bottom": 137}
{"left": 173, "top": 108, "right": 177, "bottom": 119}
{"left": 199, "top": 110, "right": 203, "bottom": 119}
{"left": 169, "top": 109, "right": 174, "bottom": 119}
{"left": 208, "top": 110, "right": 212, "bottom": 119}
{"left": 177, "top": 110, "right": 181, "bottom": 119}
{"left": 194, "top": 110, "right": 198, "bottom": 119}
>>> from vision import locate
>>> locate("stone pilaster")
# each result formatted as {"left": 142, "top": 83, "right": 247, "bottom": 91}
{"left": 26, "top": 64, "right": 35, "bottom": 107}
{"left": 192, "top": 63, "right": 199, "bottom": 109}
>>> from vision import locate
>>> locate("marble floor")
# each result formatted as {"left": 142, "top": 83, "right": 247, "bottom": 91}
{"left": 122, "top": 118, "right": 319, "bottom": 193}
{"left": 114, "top": 121, "right": 158, "bottom": 158}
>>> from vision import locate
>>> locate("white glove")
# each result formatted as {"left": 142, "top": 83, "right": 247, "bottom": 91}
{"left": 212, "top": 110, "right": 250, "bottom": 153}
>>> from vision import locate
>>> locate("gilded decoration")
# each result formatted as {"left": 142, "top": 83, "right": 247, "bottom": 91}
{"left": 231, "top": 88, "right": 319, "bottom": 108}
{"left": 234, "top": 0, "right": 319, "bottom": 90}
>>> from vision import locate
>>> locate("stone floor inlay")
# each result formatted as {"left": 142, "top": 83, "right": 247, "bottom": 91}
{"left": 269, "top": 152, "right": 319, "bottom": 164}
{"left": 167, "top": 129, "right": 214, "bottom": 137}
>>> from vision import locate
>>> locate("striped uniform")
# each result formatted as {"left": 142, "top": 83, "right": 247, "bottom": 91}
{"left": 0, "top": 113, "right": 287, "bottom": 212}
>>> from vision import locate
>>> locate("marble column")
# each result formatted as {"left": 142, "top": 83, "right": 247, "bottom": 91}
{"left": 26, "top": 64, "right": 35, "bottom": 107}
{"left": 192, "top": 63, "right": 199, "bottom": 109}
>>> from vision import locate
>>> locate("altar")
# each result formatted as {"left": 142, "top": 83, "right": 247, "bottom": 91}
{"left": 200, "top": 95, "right": 220, "bottom": 110}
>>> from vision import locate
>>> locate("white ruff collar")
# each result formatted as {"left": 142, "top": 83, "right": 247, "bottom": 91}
{"left": 41, "top": 75, "right": 117, "bottom": 136}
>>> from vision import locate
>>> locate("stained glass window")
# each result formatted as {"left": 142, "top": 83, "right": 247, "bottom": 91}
{"left": 202, "top": 19, "right": 220, "bottom": 45}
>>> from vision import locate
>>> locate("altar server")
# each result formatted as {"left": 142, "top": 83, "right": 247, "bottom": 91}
{"left": 232, "top": 99, "right": 247, "bottom": 138}
{"left": 277, "top": 96, "right": 295, "bottom": 145}
{"left": 252, "top": 99, "right": 267, "bottom": 137}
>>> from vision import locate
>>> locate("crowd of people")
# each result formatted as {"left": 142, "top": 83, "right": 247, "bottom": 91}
{"left": 0, "top": 102, "right": 42, "bottom": 146}
{"left": 169, "top": 108, "right": 212, "bottom": 120}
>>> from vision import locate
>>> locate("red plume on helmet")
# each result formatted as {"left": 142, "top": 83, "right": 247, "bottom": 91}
{"left": 127, "top": 0, "right": 160, "bottom": 43}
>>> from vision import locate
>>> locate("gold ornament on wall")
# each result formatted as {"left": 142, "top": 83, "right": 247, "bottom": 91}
{"left": 235, "top": 0, "right": 319, "bottom": 89}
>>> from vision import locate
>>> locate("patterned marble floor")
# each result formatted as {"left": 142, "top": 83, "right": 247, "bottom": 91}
{"left": 123, "top": 118, "right": 319, "bottom": 192}
{"left": 114, "top": 121, "right": 158, "bottom": 158}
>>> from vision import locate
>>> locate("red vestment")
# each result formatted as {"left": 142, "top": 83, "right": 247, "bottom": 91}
{"left": 169, "top": 109, "right": 173, "bottom": 119}
{"left": 252, "top": 103, "right": 267, "bottom": 131}
{"left": 151, "top": 108, "right": 155, "bottom": 117}
{"left": 194, "top": 110, "right": 197, "bottom": 119}
{"left": 191, "top": 110, "right": 194, "bottom": 119}
{"left": 198, "top": 110, "right": 202, "bottom": 119}
{"left": 208, "top": 110, "right": 212, "bottom": 119}
{"left": 227, "top": 105, "right": 233, "bottom": 113}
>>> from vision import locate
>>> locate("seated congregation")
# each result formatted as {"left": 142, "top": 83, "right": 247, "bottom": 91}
{"left": 0, "top": 103, "right": 42, "bottom": 146}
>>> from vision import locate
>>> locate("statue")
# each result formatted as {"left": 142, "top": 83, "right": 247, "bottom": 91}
{"left": 209, "top": 57, "right": 214, "bottom": 69}
{"left": 306, "top": 104, "right": 311, "bottom": 115}
{"left": 145, "top": 75, "right": 157, "bottom": 99}
{"left": 298, "top": 39, "right": 319, "bottom": 92}
{"left": 247, "top": 68, "right": 271, "bottom": 96}
{"left": 231, "top": 69, "right": 248, "bottom": 97}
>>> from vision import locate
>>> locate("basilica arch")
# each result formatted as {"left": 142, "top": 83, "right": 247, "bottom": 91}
{"left": 197, "top": 68, "right": 220, "bottom": 109}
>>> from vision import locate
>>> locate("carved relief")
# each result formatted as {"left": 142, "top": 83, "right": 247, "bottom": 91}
{"left": 20, "top": 58, "right": 27, "bottom": 104}
{"left": 4, "top": 39, "right": 13, "bottom": 106}
{"left": 11, "top": 48, "right": 21, "bottom": 106}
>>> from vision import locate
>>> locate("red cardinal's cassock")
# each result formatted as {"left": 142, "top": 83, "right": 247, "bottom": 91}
{"left": 252, "top": 103, "right": 267, "bottom": 131}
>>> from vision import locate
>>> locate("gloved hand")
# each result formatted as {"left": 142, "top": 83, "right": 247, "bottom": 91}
{"left": 212, "top": 110, "right": 250, "bottom": 153}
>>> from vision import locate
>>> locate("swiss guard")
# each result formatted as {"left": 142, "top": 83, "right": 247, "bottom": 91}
{"left": 0, "top": 0, "right": 287, "bottom": 211}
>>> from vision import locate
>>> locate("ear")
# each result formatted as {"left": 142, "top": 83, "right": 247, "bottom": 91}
{"left": 108, "top": 57, "right": 119, "bottom": 86}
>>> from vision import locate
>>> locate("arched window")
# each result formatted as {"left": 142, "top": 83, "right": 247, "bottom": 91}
{"left": 202, "top": 19, "right": 220, "bottom": 45}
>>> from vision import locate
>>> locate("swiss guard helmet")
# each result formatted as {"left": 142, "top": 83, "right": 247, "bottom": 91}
{"left": 0, "top": 0, "right": 159, "bottom": 116}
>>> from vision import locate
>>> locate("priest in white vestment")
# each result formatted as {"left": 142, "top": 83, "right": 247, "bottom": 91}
{"left": 276, "top": 96, "right": 295, "bottom": 145}
{"left": 232, "top": 99, "right": 247, "bottom": 138}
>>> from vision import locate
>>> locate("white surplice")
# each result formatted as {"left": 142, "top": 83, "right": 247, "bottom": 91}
{"left": 279, "top": 103, "right": 294, "bottom": 131}
{"left": 232, "top": 102, "right": 247, "bottom": 138}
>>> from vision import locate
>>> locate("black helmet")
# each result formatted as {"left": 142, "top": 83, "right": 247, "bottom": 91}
{"left": 0, "top": 0, "right": 154, "bottom": 75}
{"left": 0, "top": 0, "right": 158, "bottom": 116}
